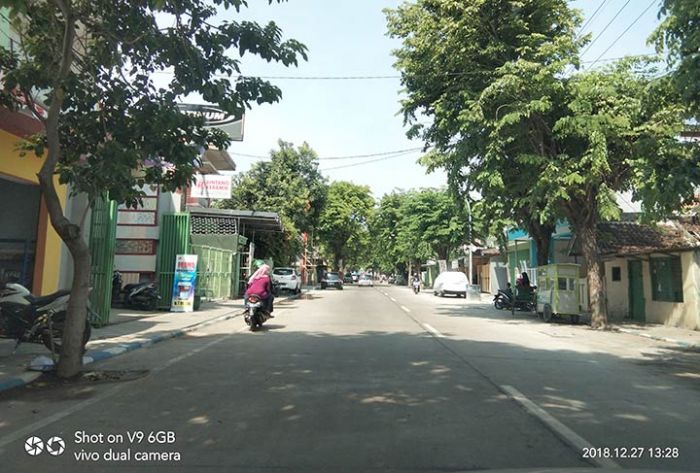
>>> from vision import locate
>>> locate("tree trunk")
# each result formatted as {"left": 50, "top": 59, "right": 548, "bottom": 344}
{"left": 530, "top": 223, "right": 554, "bottom": 267}
{"left": 577, "top": 223, "right": 608, "bottom": 329}
{"left": 36, "top": 5, "right": 82, "bottom": 378}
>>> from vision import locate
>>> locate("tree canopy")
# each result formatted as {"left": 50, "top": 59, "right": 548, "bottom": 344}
{"left": 317, "top": 181, "right": 375, "bottom": 270}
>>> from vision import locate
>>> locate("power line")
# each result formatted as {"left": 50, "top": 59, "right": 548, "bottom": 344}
{"left": 233, "top": 147, "right": 424, "bottom": 161}
{"left": 577, "top": 0, "right": 611, "bottom": 38}
{"left": 319, "top": 151, "right": 422, "bottom": 171}
{"left": 579, "top": 0, "right": 633, "bottom": 58}
{"left": 587, "top": 0, "right": 658, "bottom": 69}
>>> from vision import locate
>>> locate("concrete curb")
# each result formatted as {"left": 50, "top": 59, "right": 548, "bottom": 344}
{"left": 0, "top": 292, "right": 302, "bottom": 393}
{"left": 614, "top": 327, "right": 699, "bottom": 350}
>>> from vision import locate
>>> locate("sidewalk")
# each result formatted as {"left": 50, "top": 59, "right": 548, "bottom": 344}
{"left": 610, "top": 322, "right": 700, "bottom": 349}
{"left": 0, "top": 291, "right": 300, "bottom": 392}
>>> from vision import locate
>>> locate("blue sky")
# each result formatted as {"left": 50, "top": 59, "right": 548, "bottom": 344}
{"left": 224, "top": 0, "right": 664, "bottom": 199}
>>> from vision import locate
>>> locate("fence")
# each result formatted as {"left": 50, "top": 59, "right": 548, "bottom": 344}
{"left": 191, "top": 244, "right": 234, "bottom": 300}
{"left": 88, "top": 197, "right": 117, "bottom": 326}
{"left": 155, "top": 214, "right": 191, "bottom": 309}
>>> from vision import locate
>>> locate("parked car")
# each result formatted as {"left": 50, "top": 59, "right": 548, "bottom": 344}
{"left": 272, "top": 267, "right": 302, "bottom": 294}
{"left": 433, "top": 271, "right": 468, "bottom": 298}
{"left": 321, "top": 272, "right": 343, "bottom": 290}
{"left": 358, "top": 274, "right": 374, "bottom": 287}
{"left": 343, "top": 272, "right": 354, "bottom": 284}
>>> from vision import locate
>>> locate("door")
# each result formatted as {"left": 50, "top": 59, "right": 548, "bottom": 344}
{"left": 628, "top": 260, "right": 645, "bottom": 322}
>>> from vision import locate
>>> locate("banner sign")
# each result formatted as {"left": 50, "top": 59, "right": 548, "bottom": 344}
{"left": 190, "top": 174, "right": 232, "bottom": 200}
{"left": 171, "top": 255, "right": 198, "bottom": 312}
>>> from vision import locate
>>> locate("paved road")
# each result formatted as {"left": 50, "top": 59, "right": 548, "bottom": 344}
{"left": 0, "top": 285, "right": 697, "bottom": 472}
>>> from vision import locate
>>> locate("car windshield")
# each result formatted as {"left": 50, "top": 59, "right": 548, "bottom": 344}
{"left": 326, "top": 272, "right": 340, "bottom": 280}
{"left": 273, "top": 268, "right": 294, "bottom": 276}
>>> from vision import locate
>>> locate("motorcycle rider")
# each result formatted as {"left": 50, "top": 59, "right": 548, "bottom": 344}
{"left": 411, "top": 273, "right": 421, "bottom": 292}
{"left": 245, "top": 264, "right": 274, "bottom": 317}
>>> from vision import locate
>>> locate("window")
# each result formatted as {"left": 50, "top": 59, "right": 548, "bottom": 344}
{"left": 612, "top": 266, "right": 621, "bottom": 282}
{"left": 650, "top": 256, "right": 683, "bottom": 303}
{"left": 558, "top": 278, "right": 567, "bottom": 290}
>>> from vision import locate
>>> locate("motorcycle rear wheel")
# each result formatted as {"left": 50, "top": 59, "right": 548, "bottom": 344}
{"left": 494, "top": 299, "right": 504, "bottom": 310}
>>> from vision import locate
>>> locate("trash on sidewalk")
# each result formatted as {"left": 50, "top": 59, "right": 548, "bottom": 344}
{"left": 28, "top": 355, "right": 55, "bottom": 372}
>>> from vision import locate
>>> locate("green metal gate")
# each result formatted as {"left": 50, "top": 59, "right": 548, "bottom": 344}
{"left": 191, "top": 244, "right": 234, "bottom": 300}
{"left": 89, "top": 197, "right": 118, "bottom": 326}
{"left": 156, "top": 214, "right": 191, "bottom": 309}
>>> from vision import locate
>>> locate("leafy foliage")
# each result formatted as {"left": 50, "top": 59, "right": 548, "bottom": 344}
{"left": 369, "top": 188, "right": 470, "bottom": 272}
{"left": 317, "top": 181, "right": 375, "bottom": 270}
{"left": 652, "top": 0, "right": 700, "bottom": 113}
{"left": 222, "top": 141, "right": 327, "bottom": 265}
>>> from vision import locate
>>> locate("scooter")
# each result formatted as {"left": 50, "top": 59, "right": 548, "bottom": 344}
{"left": 122, "top": 281, "right": 160, "bottom": 311}
{"left": 493, "top": 287, "right": 536, "bottom": 312}
{"left": 243, "top": 294, "right": 271, "bottom": 331}
{"left": 412, "top": 279, "right": 421, "bottom": 294}
{"left": 0, "top": 282, "right": 93, "bottom": 354}
{"left": 112, "top": 270, "right": 160, "bottom": 311}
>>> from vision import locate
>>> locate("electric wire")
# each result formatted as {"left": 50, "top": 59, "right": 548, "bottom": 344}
{"left": 587, "top": 0, "right": 658, "bottom": 69}
{"left": 233, "top": 147, "right": 424, "bottom": 161}
{"left": 576, "top": 0, "right": 611, "bottom": 38}
{"left": 579, "top": 0, "right": 633, "bottom": 59}
{"left": 319, "top": 150, "right": 423, "bottom": 171}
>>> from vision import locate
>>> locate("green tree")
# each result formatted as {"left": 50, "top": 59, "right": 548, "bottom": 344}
{"left": 318, "top": 181, "right": 375, "bottom": 270}
{"left": 0, "top": 0, "right": 306, "bottom": 377}
{"left": 369, "top": 188, "right": 471, "bottom": 274}
{"left": 222, "top": 141, "right": 327, "bottom": 265}
{"left": 652, "top": 1, "right": 700, "bottom": 112}
{"left": 386, "top": 0, "right": 576, "bottom": 268}
{"left": 387, "top": 0, "right": 698, "bottom": 328}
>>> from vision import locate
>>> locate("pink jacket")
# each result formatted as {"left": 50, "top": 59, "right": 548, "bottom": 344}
{"left": 246, "top": 276, "right": 271, "bottom": 299}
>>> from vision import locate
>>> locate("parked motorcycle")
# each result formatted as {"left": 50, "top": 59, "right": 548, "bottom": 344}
{"left": 243, "top": 294, "right": 271, "bottom": 331}
{"left": 112, "top": 271, "right": 160, "bottom": 311}
{"left": 122, "top": 281, "right": 160, "bottom": 310}
{"left": 0, "top": 282, "right": 93, "bottom": 354}
{"left": 493, "top": 287, "right": 536, "bottom": 312}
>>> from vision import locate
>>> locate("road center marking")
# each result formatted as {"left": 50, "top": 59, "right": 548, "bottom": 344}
{"left": 501, "top": 385, "right": 620, "bottom": 469}
{"left": 422, "top": 323, "right": 444, "bottom": 338}
{"left": 400, "top": 305, "right": 410, "bottom": 313}
{"left": 390, "top": 297, "right": 396, "bottom": 302}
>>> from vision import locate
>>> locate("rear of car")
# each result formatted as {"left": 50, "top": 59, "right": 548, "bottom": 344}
{"left": 358, "top": 274, "right": 373, "bottom": 287}
{"left": 272, "top": 267, "right": 302, "bottom": 294}
{"left": 433, "top": 271, "right": 468, "bottom": 298}
{"left": 321, "top": 272, "right": 344, "bottom": 290}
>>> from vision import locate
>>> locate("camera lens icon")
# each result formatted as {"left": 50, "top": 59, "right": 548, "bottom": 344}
{"left": 24, "top": 436, "right": 44, "bottom": 456}
{"left": 46, "top": 436, "right": 65, "bottom": 456}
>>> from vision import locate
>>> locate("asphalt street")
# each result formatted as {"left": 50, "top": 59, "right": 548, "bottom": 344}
{"left": 0, "top": 285, "right": 698, "bottom": 472}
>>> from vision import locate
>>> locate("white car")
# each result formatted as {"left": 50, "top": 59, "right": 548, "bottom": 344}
{"left": 272, "top": 267, "right": 302, "bottom": 294}
{"left": 357, "top": 274, "right": 374, "bottom": 287}
{"left": 433, "top": 271, "right": 468, "bottom": 298}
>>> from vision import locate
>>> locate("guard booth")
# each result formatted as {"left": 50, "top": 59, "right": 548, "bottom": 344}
{"left": 155, "top": 208, "right": 282, "bottom": 308}
{"left": 536, "top": 263, "right": 583, "bottom": 324}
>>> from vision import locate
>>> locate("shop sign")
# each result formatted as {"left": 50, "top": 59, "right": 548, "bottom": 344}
{"left": 190, "top": 174, "right": 232, "bottom": 200}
